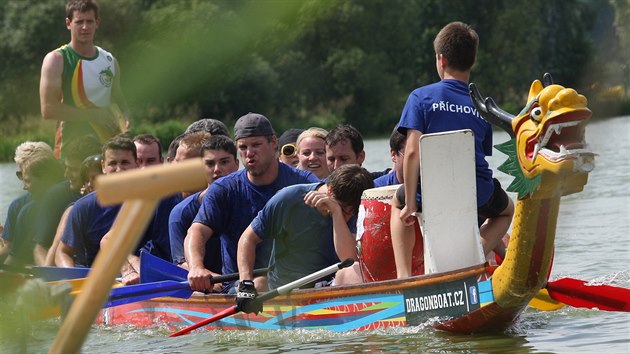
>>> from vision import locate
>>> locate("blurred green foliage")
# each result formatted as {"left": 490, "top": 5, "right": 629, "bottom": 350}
{"left": 1, "top": 0, "right": 629, "bottom": 161}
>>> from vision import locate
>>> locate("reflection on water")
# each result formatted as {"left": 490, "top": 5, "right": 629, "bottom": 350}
{"left": 0, "top": 117, "right": 628, "bottom": 353}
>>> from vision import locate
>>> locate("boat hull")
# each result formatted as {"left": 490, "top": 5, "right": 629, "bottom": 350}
{"left": 97, "top": 264, "right": 520, "bottom": 333}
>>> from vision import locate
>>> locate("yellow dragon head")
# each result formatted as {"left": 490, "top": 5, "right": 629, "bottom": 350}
{"left": 470, "top": 73, "right": 595, "bottom": 200}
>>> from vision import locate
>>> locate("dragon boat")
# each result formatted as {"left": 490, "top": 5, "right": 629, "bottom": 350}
{"left": 94, "top": 73, "right": 596, "bottom": 334}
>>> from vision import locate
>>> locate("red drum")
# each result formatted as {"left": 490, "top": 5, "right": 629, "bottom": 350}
{"left": 357, "top": 185, "right": 424, "bottom": 282}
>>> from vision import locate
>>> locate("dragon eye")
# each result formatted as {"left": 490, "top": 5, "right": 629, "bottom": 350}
{"left": 530, "top": 106, "right": 543, "bottom": 122}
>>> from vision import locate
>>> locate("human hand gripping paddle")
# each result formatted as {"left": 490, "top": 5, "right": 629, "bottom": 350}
{"left": 104, "top": 252, "right": 268, "bottom": 308}
{"left": 170, "top": 258, "right": 355, "bottom": 337}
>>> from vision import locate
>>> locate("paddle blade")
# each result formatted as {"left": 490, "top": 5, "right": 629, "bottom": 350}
{"left": 546, "top": 277, "right": 630, "bottom": 312}
{"left": 140, "top": 251, "right": 189, "bottom": 283}
{"left": 528, "top": 288, "right": 565, "bottom": 311}
{"left": 170, "top": 306, "right": 238, "bottom": 337}
{"left": 105, "top": 280, "right": 192, "bottom": 308}
{"left": 32, "top": 266, "right": 91, "bottom": 281}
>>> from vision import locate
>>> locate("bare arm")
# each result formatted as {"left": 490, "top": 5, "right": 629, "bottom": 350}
{"left": 41, "top": 206, "right": 73, "bottom": 266}
{"left": 304, "top": 189, "right": 357, "bottom": 261}
{"left": 55, "top": 240, "right": 76, "bottom": 267}
{"left": 111, "top": 59, "right": 131, "bottom": 130}
{"left": 400, "top": 129, "right": 422, "bottom": 225}
{"left": 237, "top": 226, "right": 262, "bottom": 282}
{"left": 184, "top": 222, "right": 221, "bottom": 292}
{"left": 330, "top": 208, "right": 357, "bottom": 261}
{"left": 39, "top": 51, "right": 111, "bottom": 123}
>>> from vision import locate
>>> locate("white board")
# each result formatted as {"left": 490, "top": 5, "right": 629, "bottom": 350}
{"left": 419, "top": 129, "right": 485, "bottom": 274}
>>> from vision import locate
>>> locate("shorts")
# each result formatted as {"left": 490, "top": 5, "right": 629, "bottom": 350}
{"left": 395, "top": 178, "right": 509, "bottom": 220}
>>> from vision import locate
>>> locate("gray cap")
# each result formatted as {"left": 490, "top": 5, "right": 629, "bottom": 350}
{"left": 233, "top": 113, "right": 275, "bottom": 141}
{"left": 185, "top": 118, "right": 229, "bottom": 136}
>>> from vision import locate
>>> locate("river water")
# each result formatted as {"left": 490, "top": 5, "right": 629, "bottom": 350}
{"left": 0, "top": 116, "right": 628, "bottom": 353}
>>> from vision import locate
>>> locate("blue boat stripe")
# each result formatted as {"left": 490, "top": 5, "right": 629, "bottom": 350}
{"left": 478, "top": 279, "right": 492, "bottom": 293}
{"left": 479, "top": 292, "right": 494, "bottom": 304}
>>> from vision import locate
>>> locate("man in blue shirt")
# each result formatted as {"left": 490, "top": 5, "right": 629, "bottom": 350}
{"left": 185, "top": 113, "right": 319, "bottom": 293}
{"left": 169, "top": 135, "right": 239, "bottom": 273}
{"left": 373, "top": 127, "right": 406, "bottom": 188}
{"left": 391, "top": 22, "right": 514, "bottom": 278}
{"left": 237, "top": 164, "right": 374, "bottom": 293}
{"left": 56, "top": 135, "right": 138, "bottom": 268}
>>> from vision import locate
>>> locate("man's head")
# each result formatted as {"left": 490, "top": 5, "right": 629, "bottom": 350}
{"left": 66, "top": 0, "right": 99, "bottom": 20}
{"left": 66, "top": 0, "right": 100, "bottom": 44}
{"left": 389, "top": 127, "right": 406, "bottom": 183}
{"left": 233, "top": 113, "right": 277, "bottom": 177}
{"left": 174, "top": 132, "right": 212, "bottom": 163}
{"left": 166, "top": 134, "right": 185, "bottom": 163}
{"left": 185, "top": 118, "right": 229, "bottom": 137}
{"left": 14, "top": 141, "right": 53, "bottom": 182}
{"left": 325, "top": 124, "right": 365, "bottom": 172}
{"left": 433, "top": 21, "right": 478, "bottom": 75}
{"left": 101, "top": 135, "right": 137, "bottom": 174}
{"left": 63, "top": 135, "right": 103, "bottom": 190}
{"left": 80, "top": 154, "right": 103, "bottom": 194}
{"left": 326, "top": 164, "right": 374, "bottom": 218}
{"left": 278, "top": 128, "right": 304, "bottom": 167}
{"left": 200, "top": 135, "right": 239, "bottom": 184}
{"left": 133, "top": 134, "right": 164, "bottom": 167}
{"left": 22, "top": 155, "right": 65, "bottom": 200}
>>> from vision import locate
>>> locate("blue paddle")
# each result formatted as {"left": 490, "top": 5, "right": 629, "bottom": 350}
{"left": 0, "top": 263, "right": 92, "bottom": 281}
{"left": 104, "top": 252, "right": 268, "bottom": 308}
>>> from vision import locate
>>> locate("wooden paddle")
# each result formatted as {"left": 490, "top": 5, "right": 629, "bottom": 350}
{"left": 50, "top": 159, "right": 208, "bottom": 354}
{"left": 170, "top": 258, "right": 354, "bottom": 337}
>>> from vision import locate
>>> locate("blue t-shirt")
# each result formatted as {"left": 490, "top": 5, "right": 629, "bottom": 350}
{"left": 194, "top": 163, "right": 319, "bottom": 276}
{"left": 61, "top": 192, "right": 121, "bottom": 267}
{"left": 373, "top": 171, "right": 400, "bottom": 188}
{"left": 137, "top": 193, "right": 183, "bottom": 262}
{"left": 169, "top": 191, "right": 222, "bottom": 273}
{"left": 33, "top": 180, "right": 81, "bottom": 247}
{"left": 251, "top": 183, "right": 357, "bottom": 289}
{"left": 397, "top": 79, "right": 494, "bottom": 206}
{"left": 9, "top": 200, "right": 40, "bottom": 263}
{"left": 2, "top": 193, "right": 31, "bottom": 242}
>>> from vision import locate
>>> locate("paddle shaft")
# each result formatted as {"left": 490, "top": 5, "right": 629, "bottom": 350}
{"left": 105, "top": 267, "right": 269, "bottom": 307}
{"left": 170, "top": 258, "right": 354, "bottom": 337}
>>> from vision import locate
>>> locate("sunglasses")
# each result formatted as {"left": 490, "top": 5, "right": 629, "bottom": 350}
{"left": 280, "top": 144, "right": 297, "bottom": 158}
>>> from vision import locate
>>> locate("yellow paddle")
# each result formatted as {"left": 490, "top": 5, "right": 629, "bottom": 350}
{"left": 48, "top": 277, "right": 123, "bottom": 296}
{"left": 528, "top": 288, "right": 565, "bottom": 311}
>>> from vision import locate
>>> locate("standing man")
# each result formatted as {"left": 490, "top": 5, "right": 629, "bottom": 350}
{"left": 390, "top": 22, "right": 514, "bottom": 278}
{"left": 40, "top": 0, "right": 130, "bottom": 158}
{"left": 185, "top": 113, "right": 319, "bottom": 293}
